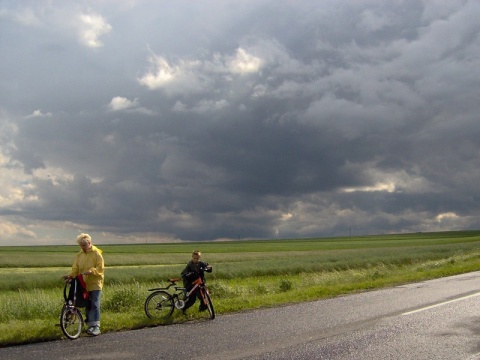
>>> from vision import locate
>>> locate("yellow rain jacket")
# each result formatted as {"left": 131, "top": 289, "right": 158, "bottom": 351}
{"left": 69, "top": 245, "right": 104, "bottom": 291}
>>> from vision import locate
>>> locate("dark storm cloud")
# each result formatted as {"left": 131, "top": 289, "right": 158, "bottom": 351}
{"left": 1, "top": 0, "right": 480, "bottom": 244}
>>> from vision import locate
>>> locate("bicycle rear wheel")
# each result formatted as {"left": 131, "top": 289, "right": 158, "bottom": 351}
{"left": 202, "top": 288, "right": 215, "bottom": 320}
{"left": 60, "top": 305, "right": 84, "bottom": 339}
{"left": 144, "top": 291, "right": 174, "bottom": 319}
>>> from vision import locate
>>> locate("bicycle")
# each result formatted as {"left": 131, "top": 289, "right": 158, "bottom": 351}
{"left": 59, "top": 276, "right": 88, "bottom": 339}
{"left": 144, "top": 270, "right": 215, "bottom": 320}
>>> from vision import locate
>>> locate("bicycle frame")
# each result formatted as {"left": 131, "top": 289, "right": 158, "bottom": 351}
{"left": 186, "top": 277, "right": 203, "bottom": 298}
{"left": 148, "top": 278, "right": 204, "bottom": 305}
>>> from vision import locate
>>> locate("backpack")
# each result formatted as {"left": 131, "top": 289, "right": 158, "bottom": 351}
{"left": 67, "top": 275, "right": 90, "bottom": 308}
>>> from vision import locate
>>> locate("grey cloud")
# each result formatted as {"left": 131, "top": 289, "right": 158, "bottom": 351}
{"left": 1, "top": 0, "right": 480, "bottom": 244}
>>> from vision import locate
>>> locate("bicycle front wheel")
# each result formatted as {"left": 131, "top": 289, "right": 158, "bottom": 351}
{"left": 60, "top": 305, "right": 84, "bottom": 339}
{"left": 144, "top": 291, "right": 174, "bottom": 319}
{"left": 202, "top": 288, "right": 215, "bottom": 320}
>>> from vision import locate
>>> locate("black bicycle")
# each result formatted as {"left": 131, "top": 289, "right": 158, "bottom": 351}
{"left": 145, "top": 272, "right": 215, "bottom": 320}
{"left": 59, "top": 276, "right": 88, "bottom": 339}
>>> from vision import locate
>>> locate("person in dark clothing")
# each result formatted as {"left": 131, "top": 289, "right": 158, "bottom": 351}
{"left": 181, "top": 250, "right": 212, "bottom": 313}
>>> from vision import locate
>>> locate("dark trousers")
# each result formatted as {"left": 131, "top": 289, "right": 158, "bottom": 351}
{"left": 183, "top": 286, "right": 203, "bottom": 311}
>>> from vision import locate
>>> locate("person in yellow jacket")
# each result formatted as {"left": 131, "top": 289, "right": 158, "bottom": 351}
{"left": 64, "top": 233, "right": 104, "bottom": 336}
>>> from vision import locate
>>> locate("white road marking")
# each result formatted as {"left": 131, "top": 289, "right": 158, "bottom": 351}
{"left": 402, "top": 292, "right": 480, "bottom": 316}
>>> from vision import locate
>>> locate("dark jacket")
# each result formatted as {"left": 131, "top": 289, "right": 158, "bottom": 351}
{"left": 181, "top": 260, "right": 212, "bottom": 288}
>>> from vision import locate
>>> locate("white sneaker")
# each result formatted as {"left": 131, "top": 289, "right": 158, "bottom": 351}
{"left": 90, "top": 326, "right": 101, "bottom": 336}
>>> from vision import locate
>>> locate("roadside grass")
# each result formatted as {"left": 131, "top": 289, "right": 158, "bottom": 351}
{"left": 1, "top": 231, "right": 480, "bottom": 346}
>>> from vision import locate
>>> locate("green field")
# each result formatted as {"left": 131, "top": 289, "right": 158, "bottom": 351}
{"left": 1, "top": 230, "right": 480, "bottom": 346}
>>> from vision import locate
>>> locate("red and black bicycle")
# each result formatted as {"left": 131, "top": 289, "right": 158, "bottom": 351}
{"left": 145, "top": 267, "right": 215, "bottom": 320}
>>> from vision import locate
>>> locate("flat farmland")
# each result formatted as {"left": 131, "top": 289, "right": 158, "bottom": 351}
{"left": 1, "top": 230, "right": 480, "bottom": 346}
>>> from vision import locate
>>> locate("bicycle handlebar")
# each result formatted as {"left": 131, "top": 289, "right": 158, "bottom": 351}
{"left": 184, "top": 265, "right": 212, "bottom": 277}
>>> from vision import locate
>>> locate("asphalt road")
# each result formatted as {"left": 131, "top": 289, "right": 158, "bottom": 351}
{"left": 2, "top": 271, "right": 480, "bottom": 360}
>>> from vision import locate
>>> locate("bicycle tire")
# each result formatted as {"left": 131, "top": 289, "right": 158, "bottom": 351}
{"left": 202, "top": 288, "right": 215, "bottom": 320}
{"left": 60, "top": 304, "right": 84, "bottom": 339}
{"left": 144, "top": 290, "right": 174, "bottom": 319}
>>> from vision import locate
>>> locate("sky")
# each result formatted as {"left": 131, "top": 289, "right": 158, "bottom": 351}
{"left": 1, "top": 0, "right": 480, "bottom": 246}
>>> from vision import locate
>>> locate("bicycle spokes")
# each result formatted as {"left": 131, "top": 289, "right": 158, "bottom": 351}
{"left": 60, "top": 305, "right": 84, "bottom": 340}
{"left": 145, "top": 291, "right": 175, "bottom": 319}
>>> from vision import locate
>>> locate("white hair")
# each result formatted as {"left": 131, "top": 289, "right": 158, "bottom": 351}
{"left": 76, "top": 233, "right": 92, "bottom": 245}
